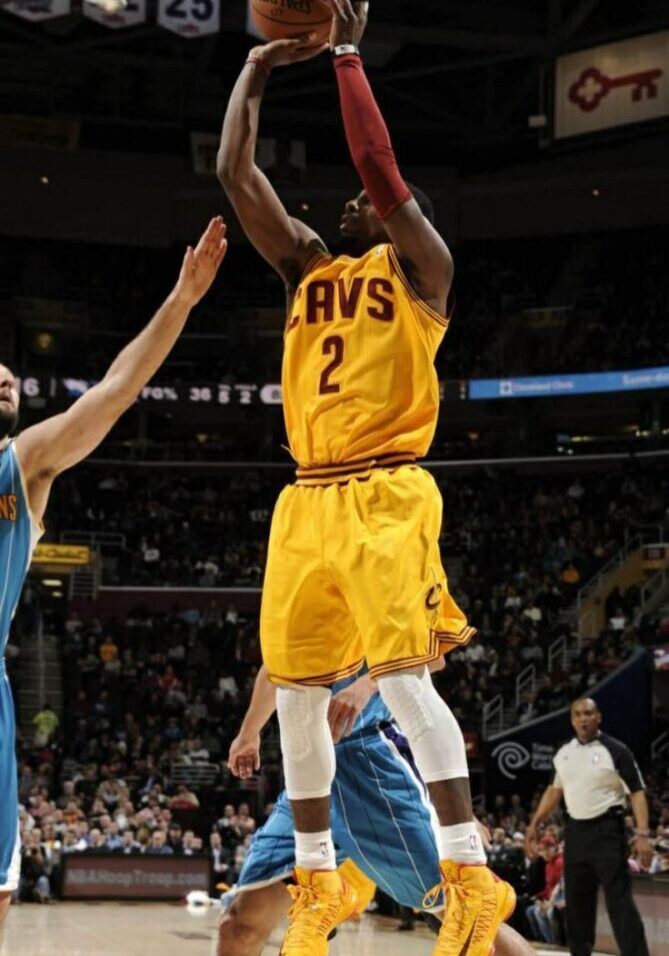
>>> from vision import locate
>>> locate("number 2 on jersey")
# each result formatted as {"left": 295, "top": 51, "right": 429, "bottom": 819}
{"left": 319, "top": 336, "right": 344, "bottom": 394}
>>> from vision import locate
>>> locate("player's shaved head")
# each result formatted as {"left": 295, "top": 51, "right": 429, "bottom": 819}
{"left": 405, "top": 183, "right": 435, "bottom": 224}
{"left": 0, "top": 364, "right": 20, "bottom": 440}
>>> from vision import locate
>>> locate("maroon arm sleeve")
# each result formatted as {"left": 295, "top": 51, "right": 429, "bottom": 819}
{"left": 333, "top": 54, "right": 412, "bottom": 221}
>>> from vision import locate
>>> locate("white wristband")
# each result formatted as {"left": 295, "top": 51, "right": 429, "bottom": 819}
{"left": 333, "top": 44, "right": 360, "bottom": 57}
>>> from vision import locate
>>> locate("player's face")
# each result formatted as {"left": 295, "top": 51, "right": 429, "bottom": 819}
{"left": 0, "top": 364, "right": 20, "bottom": 439}
{"left": 340, "top": 190, "right": 386, "bottom": 244}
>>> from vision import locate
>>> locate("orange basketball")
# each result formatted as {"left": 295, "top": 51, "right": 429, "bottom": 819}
{"left": 250, "top": 0, "right": 333, "bottom": 47}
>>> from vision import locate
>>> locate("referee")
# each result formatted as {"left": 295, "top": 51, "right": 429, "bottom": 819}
{"left": 526, "top": 698, "right": 651, "bottom": 956}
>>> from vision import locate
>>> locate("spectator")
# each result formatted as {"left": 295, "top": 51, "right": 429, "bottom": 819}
{"left": 169, "top": 785, "right": 200, "bottom": 809}
{"left": 210, "top": 831, "right": 231, "bottom": 893}
{"left": 119, "top": 829, "right": 140, "bottom": 854}
{"left": 19, "top": 834, "right": 51, "bottom": 903}
{"left": 525, "top": 837, "right": 564, "bottom": 944}
{"left": 146, "top": 831, "right": 174, "bottom": 855}
{"left": 167, "top": 823, "right": 184, "bottom": 854}
{"left": 32, "top": 705, "right": 59, "bottom": 748}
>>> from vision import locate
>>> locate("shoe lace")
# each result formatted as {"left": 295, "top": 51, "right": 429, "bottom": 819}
{"left": 284, "top": 884, "right": 339, "bottom": 946}
{"left": 422, "top": 876, "right": 468, "bottom": 913}
{"left": 423, "top": 878, "right": 478, "bottom": 954}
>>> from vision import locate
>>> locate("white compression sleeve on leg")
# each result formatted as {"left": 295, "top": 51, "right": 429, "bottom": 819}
{"left": 276, "top": 685, "right": 335, "bottom": 801}
{"left": 378, "top": 666, "right": 469, "bottom": 783}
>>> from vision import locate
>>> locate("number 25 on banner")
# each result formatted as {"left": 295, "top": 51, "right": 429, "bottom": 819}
{"left": 157, "top": 0, "right": 220, "bottom": 37}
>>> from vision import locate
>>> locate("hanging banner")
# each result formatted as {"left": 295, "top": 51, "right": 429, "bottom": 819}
{"left": 5, "top": 0, "right": 71, "bottom": 21}
{"left": 555, "top": 30, "right": 669, "bottom": 139}
{"left": 157, "top": 0, "right": 219, "bottom": 37}
{"left": 83, "top": 0, "right": 147, "bottom": 29}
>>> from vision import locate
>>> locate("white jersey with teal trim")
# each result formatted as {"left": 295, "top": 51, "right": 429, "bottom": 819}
{"left": 0, "top": 441, "right": 41, "bottom": 655}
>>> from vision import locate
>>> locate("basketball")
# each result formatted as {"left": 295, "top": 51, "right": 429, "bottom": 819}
{"left": 250, "top": 0, "right": 333, "bottom": 47}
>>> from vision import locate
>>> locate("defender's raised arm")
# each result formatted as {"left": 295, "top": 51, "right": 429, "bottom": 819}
{"left": 14, "top": 217, "right": 228, "bottom": 523}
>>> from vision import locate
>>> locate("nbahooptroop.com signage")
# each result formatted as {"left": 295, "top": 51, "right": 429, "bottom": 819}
{"left": 63, "top": 854, "right": 209, "bottom": 900}
{"left": 555, "top": 30, "right": 669, "bottom": 138}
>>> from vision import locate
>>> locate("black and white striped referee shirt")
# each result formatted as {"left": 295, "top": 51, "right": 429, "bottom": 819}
{"left": 552, "top": 732, "right": 645, "bottom": 821}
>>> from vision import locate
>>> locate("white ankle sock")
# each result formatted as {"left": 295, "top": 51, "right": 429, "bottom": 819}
{"left": 439, "top": 822, "right": 486, "bottom": 865}
{"left": 295, "top": 829, "right": 337, "bottom": 871}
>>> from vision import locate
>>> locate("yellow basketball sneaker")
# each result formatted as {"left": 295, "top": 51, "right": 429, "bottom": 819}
{"left": 280, "top": 867, "right": 359, "bottom": 956}
{"left": 424, "top": 861, "right": 516, "bottom": 956}
{"left": 338, "top": 858, "right": 377, "bottom": 918}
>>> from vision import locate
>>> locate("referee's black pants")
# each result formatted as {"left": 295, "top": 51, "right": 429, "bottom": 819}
{"left": 564, "top": 812, "right": 649, "bottom": 956}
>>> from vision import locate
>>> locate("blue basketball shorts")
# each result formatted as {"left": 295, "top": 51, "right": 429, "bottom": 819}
{"left": 236, "top": 722, "right": 442, "bottom": 909}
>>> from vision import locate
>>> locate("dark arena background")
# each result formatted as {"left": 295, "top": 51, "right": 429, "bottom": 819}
{"left": 1, "top": 1, "right": 668, "bottom": 954}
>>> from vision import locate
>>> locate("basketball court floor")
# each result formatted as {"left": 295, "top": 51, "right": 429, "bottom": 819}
{"left": 4, "top": 902, "right": 608, "bottom": 955}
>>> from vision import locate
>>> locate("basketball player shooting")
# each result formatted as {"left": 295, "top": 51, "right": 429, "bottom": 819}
{"left": 218, "top": 3, "right": 514, "bottom": 955}
{"left": 0, "top": 218, "right": 227, "bottom": 941}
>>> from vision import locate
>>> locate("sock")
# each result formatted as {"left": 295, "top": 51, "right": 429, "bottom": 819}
{"left": 295, "top": 829, "right": 337, "bottom": 871}
{"left": 439, "top": 822, "right": 486, "bottom": 865}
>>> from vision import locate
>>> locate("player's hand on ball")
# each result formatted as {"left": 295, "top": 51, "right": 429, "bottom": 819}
{"left": 329, "top": 0, "right": 368, "bottom": 48}
{"left": 250, "top": 36, "right": 329, "bottom": 70}
{"left": 228, "top": 730, "right": 261, "bottom": 779}
{"left": 173, "top": 217, "right": 228, "bottom": 307}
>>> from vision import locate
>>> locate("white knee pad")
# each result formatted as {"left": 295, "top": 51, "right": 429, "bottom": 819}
{"left": 276, "top": 685, "right": 335, "bottom": 801}
{"left": 378, "top": 667, "right": 469, "bottom": 783}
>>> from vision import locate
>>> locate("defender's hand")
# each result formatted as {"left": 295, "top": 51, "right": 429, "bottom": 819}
{"left": 329, "top": 0, "right": 368, "bottom": 48}
{"left": 250, "top": 36, "right": 329, "bottom": 70}
{"left": 173, "top": 217, "right": 227, "bottom": 307}
{"left": 328, "top": 677, "right": 375, "bottom": 743}
{"left": 228, "top": 730, "right": 261, "bottom": 779}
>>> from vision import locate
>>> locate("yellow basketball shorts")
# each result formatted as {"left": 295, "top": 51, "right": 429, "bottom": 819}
{"left": 260, "top": 465, "right": 475, "bottom": 686}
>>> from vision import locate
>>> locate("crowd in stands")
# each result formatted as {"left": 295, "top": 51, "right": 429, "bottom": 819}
{"left": 46, "top": 461, "right": 668, "bottom": 595}
{"left": 445, "top": 226, "right": 669, "bottom": 378}
{"left": 13, "top": 588, "right": 282, "bottom": 903}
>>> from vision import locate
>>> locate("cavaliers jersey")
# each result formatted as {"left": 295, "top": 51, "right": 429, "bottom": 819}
{"left": 282, "top": 244, "right": 449, "bottom": 472}
{"left": 0, "top": 441, "right": 41, "bottom": 658}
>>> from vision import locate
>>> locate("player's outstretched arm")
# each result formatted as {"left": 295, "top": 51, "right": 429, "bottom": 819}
{"left": 329, "top": 1, "right": 453, "bottom": 316}
{"left": 15, "top": 218, "right": 228, "bottom": 524}
{"left": 217, "top": 40, "right": 328, "bottom": 290}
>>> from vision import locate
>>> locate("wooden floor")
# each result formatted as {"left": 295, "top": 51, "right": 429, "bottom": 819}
{"left": 3, "top": 902, "right": 607, "bottom": 956}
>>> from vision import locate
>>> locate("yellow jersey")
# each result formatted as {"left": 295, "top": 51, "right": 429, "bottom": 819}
{"left": 282, "top": 243, "right": 449, "bottom": 476}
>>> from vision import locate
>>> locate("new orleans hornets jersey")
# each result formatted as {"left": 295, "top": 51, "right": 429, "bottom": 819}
{"left": 282, "top": 244, "right": 449, "bottom": 471}
{"left": 0, "top": 441, "right": 40, "bottom": 657}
